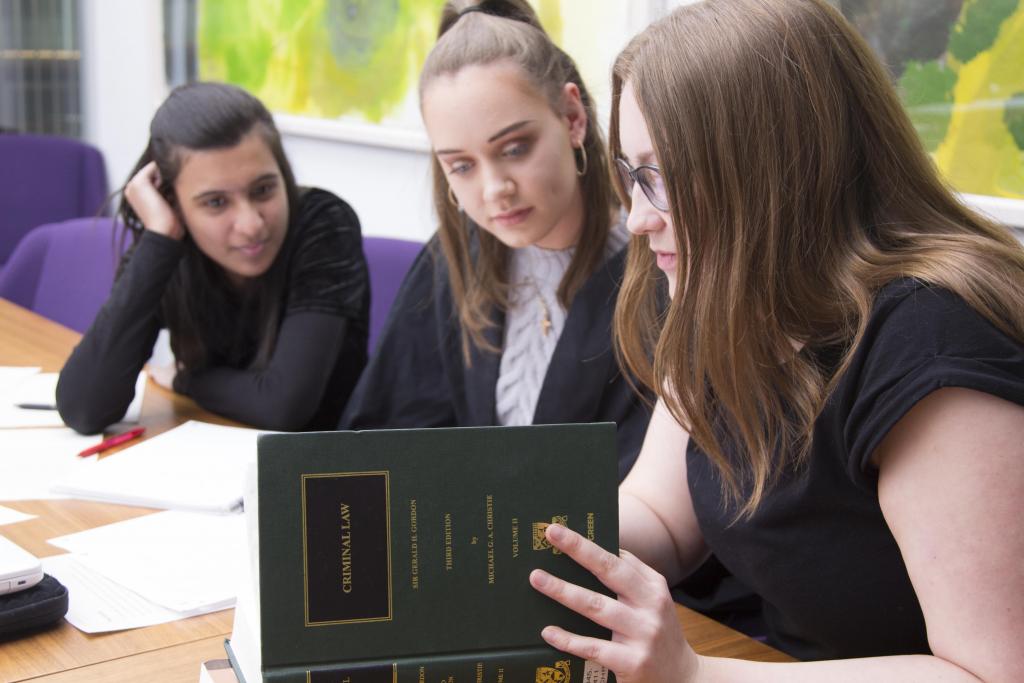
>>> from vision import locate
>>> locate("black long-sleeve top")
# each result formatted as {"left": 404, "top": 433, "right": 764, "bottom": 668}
{"left": 57, "top": 188, "right": 369, "bottom": 433}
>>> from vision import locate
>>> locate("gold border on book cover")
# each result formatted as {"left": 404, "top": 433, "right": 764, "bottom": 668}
{"left": 301, "top": 471, "right": 394, "bottom": 626}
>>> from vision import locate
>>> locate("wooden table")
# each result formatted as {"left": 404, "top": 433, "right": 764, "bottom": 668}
{"left": 0, "top": 299, "right": 790, "bottom": 682}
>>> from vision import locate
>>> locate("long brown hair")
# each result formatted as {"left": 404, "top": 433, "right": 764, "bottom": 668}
{"left": 419, "top": 0, "right": 615, "bottom": 360}
{"left": 611, "top": 0, "right": 1024, "bottom": 518}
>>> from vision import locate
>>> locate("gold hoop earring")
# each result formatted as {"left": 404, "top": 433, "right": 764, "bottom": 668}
{"left": 447, "top": 185, "right": 458, "bottom": 207}
{"left": 575, "top": 144, "right": 588, "bottom": 177}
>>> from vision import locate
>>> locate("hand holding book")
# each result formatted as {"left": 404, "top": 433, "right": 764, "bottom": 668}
{"left": 228, "top": 423, "right": 620, "bottom": 683}
{"left": 530, "top": 523, "right": 698, "bottom": 683}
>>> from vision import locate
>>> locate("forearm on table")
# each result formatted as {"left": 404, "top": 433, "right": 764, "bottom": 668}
{"left": 178, "top": 311, "right": 348, "bottom": 430}
{"left": 57, "top": 236, "right": 177, "bottom": 433}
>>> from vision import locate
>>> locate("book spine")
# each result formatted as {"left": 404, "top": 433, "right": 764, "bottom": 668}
{"left": 263, "top": 648, "right": 613, "bottom": 683}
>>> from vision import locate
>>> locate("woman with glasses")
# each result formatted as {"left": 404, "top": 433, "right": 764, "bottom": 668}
{"left": 341, "top": 0, "right": 651, "bottom": 477}
{"left": 529, "top": 0, "right": 1024, "bottom": 679}
{"left": 57, "top": 82, "right": 370, "bottom": 433}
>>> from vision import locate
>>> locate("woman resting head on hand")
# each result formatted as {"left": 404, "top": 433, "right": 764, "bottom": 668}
{"left": 529, "top": 0, "right": 1024, "bottom": 681}
{"left": 57, "top": 82, "right": 369, "bottom": 433}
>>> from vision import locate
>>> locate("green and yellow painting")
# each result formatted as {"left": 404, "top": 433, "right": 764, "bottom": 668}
{"left": 198, "top": 0, "right": 443, "bottom": 124}
{"left": 198, "top": 2, "right": 1024, "bottom": 198}
{"left": 840, "top": 0, "right": 1024, "bottom": 199}
{"left": 197, "top": 0, "right": 629, "bottom": 133}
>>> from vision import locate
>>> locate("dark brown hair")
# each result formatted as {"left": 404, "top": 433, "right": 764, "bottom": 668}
{"left": 120, "top": 82, "right": 299, "bottom": 372}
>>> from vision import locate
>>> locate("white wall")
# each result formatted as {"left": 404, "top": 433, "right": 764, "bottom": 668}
{"left": 81, "top": 0, "right": 167, "bottom": 197}
{"left": 281, "top": 132, "right": 435, "bottom": 242}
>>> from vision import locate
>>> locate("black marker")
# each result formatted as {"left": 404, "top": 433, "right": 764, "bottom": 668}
{"left": 15, "top": 403, "right": 57, "bottom": 410}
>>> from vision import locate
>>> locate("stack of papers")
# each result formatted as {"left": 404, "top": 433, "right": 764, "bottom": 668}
{"left": 0, "top": 366, "right": 153, "bottom": 501}
{"left": 0, "top": 428, "right": 101, "bottom": 500}
{"left": 50, "top": 421, "right": 265, "bottom": 512}
{"left": 43, "top": 510, "right": 246, "bottom": 633}
{"left": 1, "top": 365, "right": 262, "bottom": 634}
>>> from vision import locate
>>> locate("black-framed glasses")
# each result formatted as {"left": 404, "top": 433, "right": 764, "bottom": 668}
{"left": 615, "top": 158, "right": 668, "bottom": 212}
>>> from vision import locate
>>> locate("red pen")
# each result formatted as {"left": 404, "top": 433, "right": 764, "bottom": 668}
{"left": 78, "top": 427, "right": 146, "bottom": 458}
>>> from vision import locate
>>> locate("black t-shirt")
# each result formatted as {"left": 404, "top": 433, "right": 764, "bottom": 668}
{"left": 687, "top": 279, "right": 1024, "bottom": 660}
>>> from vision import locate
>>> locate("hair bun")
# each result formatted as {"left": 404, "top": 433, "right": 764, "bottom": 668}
{"left": 439, "top": 0, "right": 542, "bottom": 37}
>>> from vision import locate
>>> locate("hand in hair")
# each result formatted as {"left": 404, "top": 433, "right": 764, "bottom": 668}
{"left": 124, "top": 160, "right": 185, "bottom": 240}
{"left": 529, "top": 523, "right": 699, "bottom": 683}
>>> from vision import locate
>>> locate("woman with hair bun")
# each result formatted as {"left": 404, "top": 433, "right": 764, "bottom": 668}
{"left": 342, "top": 0, "right": 652, "bottom": 482}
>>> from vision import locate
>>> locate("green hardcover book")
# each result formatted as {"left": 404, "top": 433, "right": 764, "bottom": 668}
{"left": 226, "top": 424, "right": 618, "bottom": 683}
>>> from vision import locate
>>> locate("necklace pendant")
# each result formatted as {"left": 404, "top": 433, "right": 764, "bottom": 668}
{"left": 541, "top": 317, "right": 552, "bottom": 337}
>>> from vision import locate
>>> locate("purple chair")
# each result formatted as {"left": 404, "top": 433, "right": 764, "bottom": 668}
{"left": 0, "top": 218, "right": 128, "bottom": 333}
{"left": 0, "top": 134, "right": 109, "bottom": 267}
{"left": 363, "top": 236, "right": 424, "bottom": 352}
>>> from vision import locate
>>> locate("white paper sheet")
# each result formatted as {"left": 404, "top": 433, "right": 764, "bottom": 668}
{"left": 48, "top": 509, "right": 246, "bottom": 613}
{"left": 0, "top": 428, "right": 100, "bottom": 500}
{"left": 42, "top": 553, "right": 231, "bottom": 633}
{"left": 0, "top": 367, "right": 40, "bottom": 380}
{"left": 228, "top": 462, "right": 263, "bottom": 683}
{"left": 0, "top": 370, "right": 146, "bottom": 428}
{"left": 0, "top": 504, "right": 35, "bottom": 525}
{"left": 0, "top": 372, "right": 63, "bottom": 428}
{"left": 50, "top": 421, "right": 263, "bottom": 512}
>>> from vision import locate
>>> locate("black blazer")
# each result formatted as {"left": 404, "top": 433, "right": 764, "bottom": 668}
{"left": 341, "top": 237, "right": 652, "bottom": 480}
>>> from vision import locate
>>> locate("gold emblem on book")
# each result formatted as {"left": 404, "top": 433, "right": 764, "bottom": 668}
{"left": 532, "top": 515, "right": 567, "bottom": 554}
{"left": 535, "top": 659, "right": 571, "bottom": 682}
